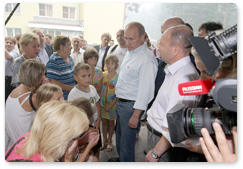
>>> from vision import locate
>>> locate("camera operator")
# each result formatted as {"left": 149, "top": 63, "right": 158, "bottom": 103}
{"left": 184, "top": 28, "right": 237, "bottom": 160}
{"left": 145, "top": 25, "right": 201, "bottom": 162}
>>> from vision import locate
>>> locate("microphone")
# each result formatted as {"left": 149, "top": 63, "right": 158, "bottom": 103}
{"left": 178, "top": 78, "right": 215, "bottom": 95}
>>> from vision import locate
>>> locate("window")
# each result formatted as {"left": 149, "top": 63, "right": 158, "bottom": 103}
{"left": 63, "top": 6, "right": 75, "bottom": 19}
{"left": 39, "top": 3, "right": 53, "bottom": 17}
{"left": 5, "top": 3, "right": 20, "bottom": 13}
{"left": 43, "top": 29, "right": 62, "bottom": 38}
{"left": 6, "top": 28, "right": 21, "bottom": 37}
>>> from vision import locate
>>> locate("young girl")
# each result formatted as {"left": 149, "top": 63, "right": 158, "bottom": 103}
{"left": 36, "top": 83, "right": 64, "bottom": 107}
{"left": 100, "top": 54, "right": 119, "bottom": 152}
{"left": 83, "top": 48, "right": 103, "bottom": 93}
{"left": 67, "top": 63, "right": 102, "bottom": 158}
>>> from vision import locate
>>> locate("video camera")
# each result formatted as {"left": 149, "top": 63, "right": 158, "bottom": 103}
{"left": 166, "top": 25, "right": 237, "bottom": 144}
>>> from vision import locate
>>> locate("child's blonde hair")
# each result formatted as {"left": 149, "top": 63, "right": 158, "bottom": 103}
{"left": 36, "top": 83, "right": 63, "bottom": 106}
{"left": 105, "top": 54, "right": 119, "bottom": 70}
{"left": 74, "top": 62, "right": 91, "bottom": 76}
{"left": 70, "top": 97, "right": 94, "bottom": 122}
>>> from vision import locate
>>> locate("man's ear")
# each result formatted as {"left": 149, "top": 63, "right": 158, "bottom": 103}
{"left": 141, "top": 33, "right": 146, "bottom": 41}
{"left": 172, "top": 45, "right": 180, "bottom": 56}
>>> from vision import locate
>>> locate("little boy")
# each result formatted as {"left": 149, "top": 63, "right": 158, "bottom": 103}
{"left": 68, "top": 63, "right": 102, "bottom": 159}
{"left": 67, "top": 63, "right": 101, "bottom": 130}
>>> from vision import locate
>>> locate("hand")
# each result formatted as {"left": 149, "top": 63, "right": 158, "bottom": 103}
{"left": 128, "top": 113, "right": 139, "bottom": 129}
{"left": 184, "top": 141, "right": 203, "bottom": 154}
{"left": 105, "top": 104, "right": 112, "bottom": 112}
{"left": 145, "top": 150, "right": 159, "bottom": 162}
{"left": 200, "top": 122, "right": 237, "bottom": 162}
{"left": 87, "top": 133, "right": 100, "bottom": 149}
{"left": 78, "top": 130, "right": 98, "bottom": 145}
{"left": 64, "top": 140, "right": 78, "bottom": 162}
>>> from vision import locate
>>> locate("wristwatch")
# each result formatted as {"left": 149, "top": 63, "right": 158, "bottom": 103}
{"left": 151, "top": 149, "right": 160, "bottom": 159}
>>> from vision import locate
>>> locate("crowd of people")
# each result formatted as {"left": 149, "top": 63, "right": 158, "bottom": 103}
{"left": 5, "top": 17, "right": 237, "bottom": 162}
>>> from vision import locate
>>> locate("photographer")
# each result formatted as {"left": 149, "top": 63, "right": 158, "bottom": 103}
{"left": 184, "top": 29, "right": 237, "bottom": 161}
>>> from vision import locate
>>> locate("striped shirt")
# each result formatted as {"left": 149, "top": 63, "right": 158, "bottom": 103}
{"left": 46, "top": 53, "right": 76, "bottom": 100}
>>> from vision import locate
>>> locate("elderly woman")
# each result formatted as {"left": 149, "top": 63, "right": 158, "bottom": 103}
{"left": 5, "top": 101, "right": 90, "bottom": 162}
{"left": 11, "top": 33, "right": 41, "bottom": 88}
{"left": 46, "top": 35, "right": 76, "bottom": 100}
{"left": 5, "top": 59, "right": 46, "bottom": 151}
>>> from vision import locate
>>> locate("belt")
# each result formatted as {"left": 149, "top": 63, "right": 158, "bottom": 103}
{"left": 118, "top": 98, "right": 135, "bottom": 103}
{"left": 147, "top": 123, "right": 162, "bottom": 137}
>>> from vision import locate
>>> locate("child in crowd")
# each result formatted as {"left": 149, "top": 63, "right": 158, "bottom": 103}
{"left": 83, "top": 48, "right": 103, "bottom": 93}
{"left": 67, "top": 63, "right": 102, "bottom": 158}
{"left": 70, "top": 97, "right": 100, "bottom": 162}
{"left": 100, "top": 54, "right": 119, "bottom": 152}
{"left": 36, "top": 83, "right": 64, "bottom": 107}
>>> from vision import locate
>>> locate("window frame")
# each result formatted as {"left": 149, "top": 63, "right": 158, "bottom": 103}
{"left": 5, "top": 3, "right": 20, "bottom": 14}
{"left": 62, "top": 6, "right": 76, "bottom": 20}
{"left": 38, "top": 3, "right": 53, "bottom": 17}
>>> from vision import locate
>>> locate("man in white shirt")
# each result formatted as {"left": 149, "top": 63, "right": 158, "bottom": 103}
{"left": 33, "top": 29, "right": 53, "bottom": 65}
{"left": 93, "top": 33, "right": 111, "bottom": 71}
{"left": 71, "top": 36, "right": 85, "bottom": 66}
{"left": 108, "top": 29, "right": 128, "bottom": 73}
{"left": 115, "top": 22, "right": 158, "bottom": 162}
{"left": 145, "top": 25, "right": 201, "bottom": 162}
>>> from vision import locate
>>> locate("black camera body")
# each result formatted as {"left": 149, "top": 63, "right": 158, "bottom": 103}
{"left": 167, "top": 78, "right": 237, "bottom": 143}
{"left": 166, "top": 25, "right": 237, "bottom": 144}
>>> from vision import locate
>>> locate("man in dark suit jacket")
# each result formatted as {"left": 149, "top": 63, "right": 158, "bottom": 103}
{"left": 93, "top": 32, "right": 111, "bottom": 71}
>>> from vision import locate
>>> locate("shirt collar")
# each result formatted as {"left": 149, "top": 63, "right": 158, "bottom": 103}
{"left": 128, "top": 43, "right": 147, "bottom": 54}
{"left": 165, "top": 56, "right": 191, "bottom": 75}
{"left": 100, "top": 45, "right": 107, "bottom": 50}
{"left": 72, "top": 49, "right": 81, "bottom": 54}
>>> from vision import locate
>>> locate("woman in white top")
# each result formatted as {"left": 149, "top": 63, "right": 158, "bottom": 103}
{"left": 5, "top": 59, "right": 46, "bottom": 152}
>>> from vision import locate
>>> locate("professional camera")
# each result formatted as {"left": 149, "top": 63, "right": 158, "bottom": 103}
{"left": 166, "top": 25, "right": 237, "bottom": 144}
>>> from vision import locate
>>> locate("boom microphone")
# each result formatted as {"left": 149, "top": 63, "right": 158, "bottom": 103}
{"left": 178, "top": 78, "right": 215, "bottom": 95}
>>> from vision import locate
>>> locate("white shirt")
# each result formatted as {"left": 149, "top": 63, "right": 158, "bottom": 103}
{"left": 5, "top": 92, "right": 35, "bottom": 150}
{"left": 108, "top": 45, "right": 128, "bottom": 74}
{"left": 115, "top": 43, "right": 158, "bottom": 110}
{"left": 5, "top": 49, "right": 20, "bottom": 76}
{"left": 67, "top": 85, "right": 100, "bottom": 125}
{"left": 96, "top": 45, "right": 108, "bottom": 69}
{"left": 38, "top": 45, "right": 49, "bottom": 65}
{"left": 147, "top": 56, "right": 201, "bottom": 133}
{"left": 71, "top": 48, "right": 85, "bottom": 66}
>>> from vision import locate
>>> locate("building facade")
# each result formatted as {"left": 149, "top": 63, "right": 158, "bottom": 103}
{"left": 5, "top": 3, "right": 125, "bottom": 45}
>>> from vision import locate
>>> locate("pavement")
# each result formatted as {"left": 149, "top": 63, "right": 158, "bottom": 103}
{"left": 99, "top": 122, "right": 148, "bottom": 162}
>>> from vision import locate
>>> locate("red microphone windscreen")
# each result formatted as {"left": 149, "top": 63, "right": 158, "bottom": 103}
{"left": 178, "top": 78, "right": 215, "bottom": 95}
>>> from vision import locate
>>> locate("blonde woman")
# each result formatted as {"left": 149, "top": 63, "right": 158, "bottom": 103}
{"left": 5, "top": 101, "right": 89, "bottom": 162}
{"left": 5, "top": 59, "right": 46, "bottom": 152}
{"left": 36, "top": 83, "right": 64, "bottom": 107}
{"left": 11, "top": 33, "right": 41, "bottom": 87}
